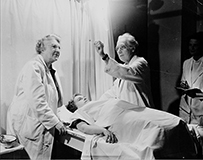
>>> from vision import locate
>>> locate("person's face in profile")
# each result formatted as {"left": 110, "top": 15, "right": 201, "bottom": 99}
{"left": 189, "top": 39, "right": 201, "bottom": 57}
{"left": 43, "top": 38, "right": 61, "bottom": 64}
{"left": 73, "top": 95, "right": 89, "bottom": 108}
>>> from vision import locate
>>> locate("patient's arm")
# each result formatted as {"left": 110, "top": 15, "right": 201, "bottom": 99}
{"left": 74, "top": 120, "right": 118, "bottom": 143}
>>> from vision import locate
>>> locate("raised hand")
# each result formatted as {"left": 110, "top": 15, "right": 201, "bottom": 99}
{"left": 94, "top": 41, "right": 105, "bottom": 57}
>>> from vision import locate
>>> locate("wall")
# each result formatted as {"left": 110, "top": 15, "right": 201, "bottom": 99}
{"left": 148, "top": 0, "right": 182, "bottom": 112}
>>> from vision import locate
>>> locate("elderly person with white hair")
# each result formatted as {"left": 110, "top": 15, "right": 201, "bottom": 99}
{"left": 94, "top": 33, "right": 154, "bottom": 108}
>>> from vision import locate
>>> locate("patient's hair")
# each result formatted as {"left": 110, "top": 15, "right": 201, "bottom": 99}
{"left": 66, "top": 100, "right": 77, "bottom": 113}
{"left": 65, "top": 93, "right": 82, "bottom": 113}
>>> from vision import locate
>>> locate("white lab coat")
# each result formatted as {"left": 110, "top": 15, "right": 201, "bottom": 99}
{"left": 99, "top": 55, "right": 154, "bottom": 108}
{"left": 6, "top": 55, "right": 63, "bottom": 160}
{"left": 179, "top": 56, "right": 203, "bottom": 124}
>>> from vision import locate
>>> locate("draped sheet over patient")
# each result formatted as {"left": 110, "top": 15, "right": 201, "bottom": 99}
{"left": 67, "top": 99, "right": 195, "bottom": 160}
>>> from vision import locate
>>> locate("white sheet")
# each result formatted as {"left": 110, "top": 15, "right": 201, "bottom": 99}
{"left": 57, "top": 105, "right": 73, "bottom": 123}
{"left": 69, "top": 99, "right": 196, "bottom": 160}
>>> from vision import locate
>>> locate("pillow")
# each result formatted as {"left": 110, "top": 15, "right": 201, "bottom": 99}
{"left": 57, "top": 105, "right": 73, "bottom": 123}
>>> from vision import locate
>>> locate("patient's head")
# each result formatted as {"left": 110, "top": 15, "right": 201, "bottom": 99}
{"left": 66, "top": 93, "right": 89, "bottom": 112}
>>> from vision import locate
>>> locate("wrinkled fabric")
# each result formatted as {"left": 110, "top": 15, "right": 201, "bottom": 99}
{"left": 70, "top": 99, "right": 196, "bottom": 159}
{"left": 6, "top": 55, "right": 62, "bottom": 160}
{"left": 99, "top": 55, "right": 154, "bottom": 108}
{"left": 57, "top": 105, "right": 73, "bottom": 123}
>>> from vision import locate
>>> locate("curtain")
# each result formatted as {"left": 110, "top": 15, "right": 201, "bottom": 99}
{"left": 1, "top": 0, "right": 114, "bottom": 133}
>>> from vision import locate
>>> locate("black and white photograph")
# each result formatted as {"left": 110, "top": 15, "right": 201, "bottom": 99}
{"left": 1, "top": 0, "right": 203, "bottom": 159}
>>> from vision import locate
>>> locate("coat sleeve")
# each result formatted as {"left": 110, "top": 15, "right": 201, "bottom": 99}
{"left": 24, "top": 62, "right": 60, "bottom": 130}
{"left": 104, "top": 57, "right": 148, "bottom": 84}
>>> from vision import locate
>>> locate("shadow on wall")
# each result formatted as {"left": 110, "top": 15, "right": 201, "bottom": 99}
{"left": 167, "top": 98, "right": 180, "bottom": 116}
{"left": 148, "top": 21, "right": 161, "bottom": 110}
{"left": 0, "top": 127, "right": 6, "bottom": 134}
{"left": 147, "top": 0, "right": 164, "bottom": 110}
{"left": 0, "top": 103, "right": 9, "bottom": 134}
{"left": 167, "top": 75, "right": 182, "bottom": 116}
{"left": 148, "top": 0, "right": 183, "bottom": 111}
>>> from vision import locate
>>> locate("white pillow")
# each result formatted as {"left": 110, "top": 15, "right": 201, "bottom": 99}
{"left": 57, "top": 105, "right": 73, "bottom": 123}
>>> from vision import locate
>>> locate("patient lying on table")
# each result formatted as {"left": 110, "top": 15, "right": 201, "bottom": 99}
{"left": 58, "top": 93, "right": 197, "bottom": 159}
{"left": 65, "top": 93, "right": 117, "bottom": 143}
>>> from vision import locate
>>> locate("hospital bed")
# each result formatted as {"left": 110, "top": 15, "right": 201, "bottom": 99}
{"left": 57, "top": 101, "right": 201, "bottom": 159}
{"left": 58, "top": 127, "right": 85, "bottom": 152}
{"left": 57, "top": 105, "right": 86, "bottom": 152}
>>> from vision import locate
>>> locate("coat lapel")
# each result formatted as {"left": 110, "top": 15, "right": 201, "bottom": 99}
{"left": 187, "top": 59, "right": 193, "bottom": 86}
{"left": 34, "top": 55, "right": 59, "bottom": 103}
{"left": 49, "top": 65, "right": 63, "bottom": 107}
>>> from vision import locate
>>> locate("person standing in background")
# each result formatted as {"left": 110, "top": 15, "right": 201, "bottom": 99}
{"left": 6, "top": 34, "right": 67, "bottom": 160}
{"left": 94, "top": 33, "right": 154, "bottom": 108}
{"left": 179, "top": 32, "right": 203, "bottom": 126}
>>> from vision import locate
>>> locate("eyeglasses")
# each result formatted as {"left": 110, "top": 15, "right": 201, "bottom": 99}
{"left": 115, "top": 45, "right": 127, "bottom": 52}
{"left": 48, "top": 44, "right": 61, "bottom": 50}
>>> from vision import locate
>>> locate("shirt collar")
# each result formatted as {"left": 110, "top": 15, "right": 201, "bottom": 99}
{"left": 36, "top": 54, "right": 50, "bottom": 73}
{"left": 192, "top": 56, "right": 203, "bottom": 63}
{"left": 125, "top": 55, "right": 138, "bottom": 65}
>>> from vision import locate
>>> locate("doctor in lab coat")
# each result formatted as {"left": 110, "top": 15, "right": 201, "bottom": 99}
{"left": 179, "top": 32, "right": 203, "bottom": 125}
{"left": 94, "top": 33, "right": 154, "bottom": 108}
{"left": 6, "top": 34, "right": 67, "bottom": 160}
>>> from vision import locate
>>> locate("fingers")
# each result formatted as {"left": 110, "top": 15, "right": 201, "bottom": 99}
{"left": 94, "top": 41, "right": 104, "bottom": 48}
{"left": 94, "top": 41, "right": 105, "bottom": 57}
{"left": 61, "top": 125, "right": 68, "bottom": 135}
{"left": 105, "top": 130, "right": 118, "bottom": 143}
{"left": 59, "top": 126, "right": 67, "bottom": 135}
{"left": 56, "top": 121, "right": 67, "bottom": 135}
{"left": 113, "top": 133, "right": 118, "bottom": 143}
{"left": 94, "top": 41, "right": 102, "bottom": 45}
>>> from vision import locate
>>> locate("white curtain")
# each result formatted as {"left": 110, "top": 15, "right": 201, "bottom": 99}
{"left": 1, "top": 0, "right": 114, "bottom": 133}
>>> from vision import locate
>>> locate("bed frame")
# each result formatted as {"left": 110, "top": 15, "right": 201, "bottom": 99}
{"left": 58, "top": 127, "right": 86, "bottom": 152}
